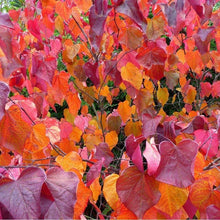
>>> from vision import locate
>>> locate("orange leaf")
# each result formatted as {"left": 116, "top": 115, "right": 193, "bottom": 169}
{"left": 74, "top": 0, "right": 92, "bottom": 12}
{"left": 121, "top": 62, "right": 143, "bottom": 90}
{"left": 124, "top": 120, "right": 142, "bottom": 137}
{"left": 184, "top": 85, "right": 196, "bottom": 104}
{"left": 189, "top": 177, "right": 220, "bottom": 210}
{"left": 117, "top": 100, "right": 132, "bottom": 123}
{"left": 73, "top": 170, "right": 92, "bottom": 219}
{"left": 69, "top": 126, "right": 83, "bottom": 143}
{"left": 56, "top": 151, "right": 86, "bottom": 175}
{"left": 0, "top": 105, "right": 31, "bottom": 154}
{"left": 55, "top": 1, "right": 71, "bottom": 21}
{"left": 103, "top": 173, "right": 119, "bottom": 210}
{"left": 155, "top": 182, "right": 189, "bottom": 217}
{"left": 146, "top": 16, "right": 165, "bottom": 40}
{"left": 90, "top": 177, "right": 101, "bottom": 202}
{"left": 63, "top": 40, "right": 80, "bottom": 63}
{"left": 105, "top": 131, "right": 118, "bottom": 150}
{"left": 66, "top": 92, "right": 81, "bottom": 117}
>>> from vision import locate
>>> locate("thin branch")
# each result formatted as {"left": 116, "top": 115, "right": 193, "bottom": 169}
{"left": 0, "top": 164, "right": 59, "bottom": 169}
{"left": 71, "top": 16, "right": 98, "bottom": 62}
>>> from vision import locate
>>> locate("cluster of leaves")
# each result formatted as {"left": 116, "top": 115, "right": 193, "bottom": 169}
{"left": 0, "top": 0, "right": 220, "bottom": 219}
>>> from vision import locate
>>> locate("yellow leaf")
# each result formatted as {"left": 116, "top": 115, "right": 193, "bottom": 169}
{"left": 157, "top": 86, "right": 169, "bottom": 106}
{"left": 90, "top": 177, "right": 101, "bottom": 202}
{"left": 121, "top": 62, "right": 143, "bottom": 90}
{"left": 105, "top": 131, "right": 118, "bottom": 150}
{"left": 55, "top": 15, "right": 64, "bottom": 34}
{"left": 56, "top": 151, "right": 86, "bottom": 175}
{"left": 103, "top": 174, "right": 119, "bottom": 210}
{"left": 117, "top": 100, "right": 132, "bottom": 123}
{"left": 156, "top": 182, "right": 189, "bottom": 217}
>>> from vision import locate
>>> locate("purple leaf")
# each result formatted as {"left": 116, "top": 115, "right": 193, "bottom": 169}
{"left": 155, "top": 139, "right": 198, "bottom": 188}
{"left": 116, "top": 0, "right": 147, "bottom": 32}
{"left": 0, "top": 167, "right": 46, "bottom": 219}
{"left": 126, "top": 135, "right": 145, "bottom": 172}
{"left": 0, "top": 27, "right": 13, "bottom": 59}
{"left": 116, "top": 166, "right": 161, "bottom": 219}
{"left": 89, "top": 0, "right": 111, "bottom": 52}
{"left": 0, "top": 82, "right": 9, "bottom": 121}
{"left": 44, "top": 168, "right": 79, "bottom": 219}
{"left": 0, "top": 12, "right": 14, "bottom": 29}
{"left": 193, "top": 27, "right": 214, "bottom": 54}
{"left": 160, "top": 2, "right": 177, "bottom": 27}
{"left": 142, "top": 113, "right": 162, "bottom": 138}
{"left": 104, "top": 60, "right": 122, "bottom": 86}
{"left": 86, "top": 159, "right": 104, "bottom": 186}
{"left": 94, "top": 142, "right": 114, "bottom": 167}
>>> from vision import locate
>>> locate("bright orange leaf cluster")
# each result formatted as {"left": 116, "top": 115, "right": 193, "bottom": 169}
{"left": 0, "top": 0, "right": 220, "bottom": 219}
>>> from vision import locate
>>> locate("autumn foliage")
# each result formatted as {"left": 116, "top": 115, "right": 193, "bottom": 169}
{"left": 0, "top": 0, "right": 220, "bottom": 219}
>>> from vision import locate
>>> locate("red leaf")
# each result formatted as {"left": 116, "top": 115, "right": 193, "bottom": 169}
{"left": 126, "top": 135, "right": 145, "bottom": 172}
{"left": 116, "top": 0, "right": 147, "bottom": 32}
{"left": 0, "top": 167, "right": 46, "bottom": 219}
{"left": 43, "top": 168, "right": 79, "bottom": 219}
{"left": 155, "top": 140, "right": 198, "bottom": 188}
{"left": 0, "top": 82, "right": 9, "bottom": 121}
{"left": 116, "top": 166, "right": 161, "bottom": 219}
{"left": 136, "top": 42, "right": 167, "bottom": 80}
{"left": 27, "top": 19, "right": 42, "bottom": 41}
{"left": 142, "top": 113, "right": 162, "bottom": 138}
{"left": 94, "top": 142, "right": 114, "bottom": 167}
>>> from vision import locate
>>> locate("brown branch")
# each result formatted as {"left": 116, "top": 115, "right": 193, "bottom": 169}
{"left": 0, "top": 164, "right": 59, "bottom": 169}
{"left": 71, "top": 16, "right": 98, "bottom": 62}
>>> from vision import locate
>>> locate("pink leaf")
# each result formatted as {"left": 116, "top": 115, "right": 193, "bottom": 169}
{"left": 126, "top": 135, "right": 145, "bottom": 172}
{"left": 116, "top": 166, "right": 161, "bottom": 219}
{"left": 206, "top": 205, "right": 220, "bottom": 219}
{"left": 142, "top": 113, "right": 162, "bottom": 138}
{"left": 155, "top": 139, "right": 198, "bottom": 188}
{"left": 94, "top": 142, "right": 114, "bottom": 167}
{"left": 183, "top": 197, "right": 197, "bottom": 219}
{"left": 74, "top": 115, "right": 89, "bottom": 132}
{"left": 143, "top": 138, "right": 161, "bottom": 176}
{"left": 0, "top": 82, "right": 9, "bottom": 121}
{"left": 0, "top": 167, "right": 46, "bottom": 219}
{"left": 194, "top": 129, "right": 219, "bottom": 158}
{"left": 44, "top": 168, "right": 79, "bottom": 219}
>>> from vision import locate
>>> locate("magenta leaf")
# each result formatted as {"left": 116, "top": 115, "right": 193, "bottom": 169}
{"left": 0, "top": 12, "right": 14, "bottom": 29}
{"left": 86, "top": 159, "right": 104, "bottom": 186}
{"left": 183, "top": 197, "right": 197, "bottom": 219}
{"left": 155, "top": 139, "right": 198, "bottom": 188}
{"left": 194, "top": 129, "right": 218, "bottom": 158}
{"left": 116, "top": 166, "right": 161, "bottom": 219}
{"left": 83, "top": 61, "right": 100, "bottom": 87}
{"left": 94, "top": 142, "right": 114, "bottom": 167}
{"left": 126, "top": 135, "right": 145, "bottom": 172}
{"left": 206, "top": 205, "right": 220, "bottom": 219}
{"left": 143, "top": 138, "right": 161, "bottom": 176}
{"left": 116, "top": 0, "right": 147, "bottom": 32}
{"left": 31, "top": 53, "right": 56, "bottom": 91}
{"left": 0, "top": 82, "right": 9, "bottom": 121}
{"left": 182, "top": 116, "right": 208, "bottom": 134}
{"left": 89, "top": 0, "right": 111, "bottom": 52}
{"left": 142, "top": 113, "right": 162, "bottom": 138}
{"left": 43, "top": 168, "right": 79, "bottom": 219}
{"left": 0, "top": 167, "right": 46, "bottom": 219}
